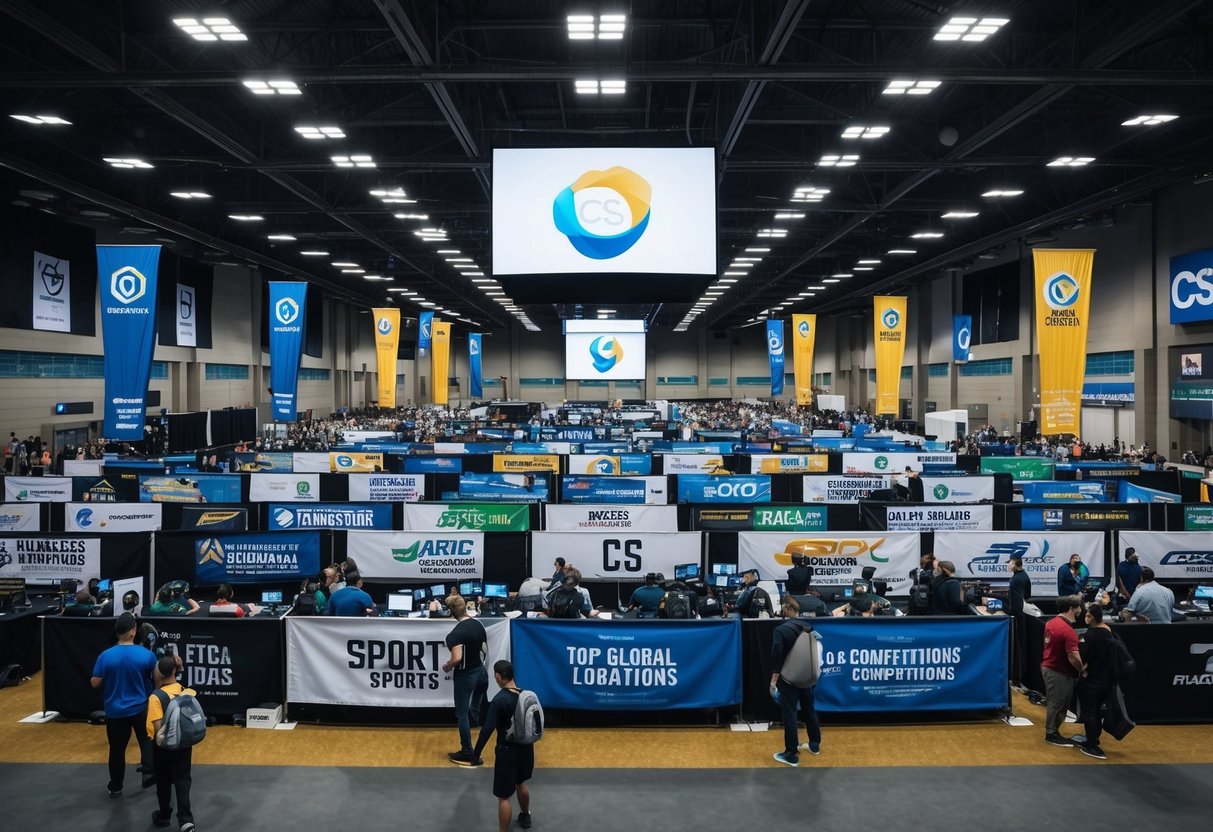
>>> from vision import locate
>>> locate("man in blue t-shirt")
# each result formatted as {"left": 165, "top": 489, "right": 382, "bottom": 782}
{"left": 1117, "top": 547, "right": 1143, "bottom": 600}
{"left": 91, "top": 612, "right": 157, "bottom": 797}
{"left": 628, "top": 574, "right": 665, "bottom": 618}
{"left": 326, "top": 569, "right": 375, "bottom": 616}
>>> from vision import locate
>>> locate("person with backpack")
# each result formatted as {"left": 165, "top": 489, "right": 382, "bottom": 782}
{"left": 658, "top": 578, "right": 698, "bottom": 619}
{"left": 1076, "top": 603, "right": 1121, "bottom": 760}
{"left": 770, "top": 596, "right": 822, "bottom": 767}
{"left": 546, "top": 568, "right": 597, "bottom": 619}
{"left": 443, "top": 594, "right": 490, "bottom": 766}
{"left": 930, "top": 561, "right": 967, "bottom": 615}
{"left": 90, "top": 612, "right": 157, "bottom": 797}
{"left": 146, "top": 654, "right": 199, "bottom": 831}
{"left": 732, "top": 570, "right": 773, "bottom": 619}
{"left": 468, "top": 660, "right": 541, "bottom": 832}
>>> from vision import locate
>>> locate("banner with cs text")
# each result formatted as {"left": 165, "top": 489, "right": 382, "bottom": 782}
{"left": 431, "top": 320, "right": 451, "bottom": 405}
{"left": 372, "top": 308, "right": 400, "bottom": 408}
{"left": 268, "top": 282, "right": 308, "bottom": 421}
{"left": 792, "top": 314, "right": 816, "bottom": 405}
{"left": 873, "top": 295, "right": 907, "bottom": 415}
{"left": 98, "top": 245, "right": 160, "bottom": 439}
{"left": 1034, "top": 249, "right": 1094, "bottom": 435}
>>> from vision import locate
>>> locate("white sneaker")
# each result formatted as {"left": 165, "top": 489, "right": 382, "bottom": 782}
{"left": 799, "top": 742, "right": 821, "bottom": 755}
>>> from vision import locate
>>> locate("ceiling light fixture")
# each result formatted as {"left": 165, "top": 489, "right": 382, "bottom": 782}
{"left": 242, "top": 79, "right": 300, "bottom": 95}
{"left": 173, "top": 16, "right": 247, "bottom": 42}
{"left": 933, "top": 17, "right": 1010, "bottom": 42}
{"left": 332, "top": 154, "right": 375, "bottom": 168}
{"left": 910, "top": 231, "right": 944, "bottom": 239}
{"left": 823, "top": 278, "right": 840, "bottom": 283}
{"left": 854, "top": 266, "right": 875, "bottom": 271}
{"left": 1047, "top": 156, "right": 1095, "bottom": 167}
{"left": 841, "top": 125, "right": 890, "bottom": 140}
{"left": 10, "top": 114, "right": 71, "bottom": 125}
{"left": 294, "top": 125, "right": 345, "bottom": 139}
{"left": 300, "top": 250, "right": 328, "bottom": 256}
{"left": 757, "top": 228, "right": 788, "bottom": 238}
{"left": 393, "top": 213, "right": 429, "bottom": 220}
{"left": 228, "top": 214, "right": 263, "bottom": 221}
{"left": 169, "top": 191, "right": 210, "bottom": 199}
{"left": 857, "top": 259, "right": 882, "bottom": 264}
{"left": 941, "top": 211, "right": 979, "bottom": 219}
{"left": 818, "top": 154, "right": 859, "bottom": 167}
{"left": 1122, "top": 114, "right": 1179, "bottom": 126}
{"left": 882, "top": 79, "right": 941, "bottom": 95}
{"left": 102, "top": 157, "right": 153, "bottom": 169}
{"left": 981, "top": 188, "right": 1024, "bottom": 198}
{"left": 745, "top": 247, "right": 771, "bottom": 253}
{"left": 370, "top": 188, "right": 414, "bottom": 204}
{"left": 723, "top": 271, "right": 746, "bottom": 276}
{"left": 266, "top": 234, "right": 296, "bottom": 241}
{"left": 575, "top": 78, "right": 627, "bottom": 95}
{"left": 331, "top": 261, "right": 359, "bottom": 268}
{"left": 887, "top": 249, "right": 917, "bottom": 255}
{"left": 340, "top": 268, "right": 365, "bottom": 274}
{"left": 791, "top": 186, "right": 830, "bottom": 202}
{"left": 831, "top": 273, "right": 853, "bottom": 278}
{"left": 774, "top": 212, "right": 806, "bottom": 220}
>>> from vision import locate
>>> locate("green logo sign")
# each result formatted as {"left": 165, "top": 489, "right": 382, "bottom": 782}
{"left": 753, "top": 506, "right": 827, "bottom": 531}
{"left": 874, "top": 455, "right": 889, "bottom": 470}
{"left": 979, "top": 457, "right": 1054, "bottom": 481}
{"left": 296, "top": 481, "right": 310, "bottom": 495}
{"left": 933, "top": 484, "right": 950, "bottom": 500}
{"left": 434, "top": 504, "right": 529, "bottom": 532}
{"left": 1184, "top": 505, "right": 1213, "bottom": 531}
{"left": 392, "top": 542, "right": 420, "bottom": 563}
{"left": 16, "top": 490, "right": 28, "bottom": 501}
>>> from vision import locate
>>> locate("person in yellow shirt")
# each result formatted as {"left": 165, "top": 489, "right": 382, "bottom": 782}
{"left": 146, "top": 655, "right": 196, "bottom": 832}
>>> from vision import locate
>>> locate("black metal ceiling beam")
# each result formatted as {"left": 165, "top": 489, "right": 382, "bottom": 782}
{"left": 1, "top": 0, "right": 506, "bottom": 328}
{"left": 1, "top": 67, "right": 1210, "bottom": 87}
{"left": 372, "top": 0, "right": 489, "bottom": 196}
{"left": 719, "top": 0, "right": 812, "bottom": 159}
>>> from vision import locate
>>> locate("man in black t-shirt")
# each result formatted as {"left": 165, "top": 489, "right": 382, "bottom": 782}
{"left": 443, "top": 595, "right": 489, "bottom": 766}
{"left": 469, "top": 659, "right": 535, "bottom": 831}
{"left": 785, "top": 557, "right": 813, "bottom": 595}
{"left": 1077, "top": 603, "right": 1116, "bottom": 760}
{"left": 1007, "top": 556, "right": 1033, "bottom": 685}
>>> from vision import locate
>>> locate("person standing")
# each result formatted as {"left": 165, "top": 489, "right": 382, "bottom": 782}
{"left": 930, "top": 561, "right": 967, "bottom": 614}
{"left": 1041, "top": 595, "right": 1085, "bottom": 746}
{"left": 147, "top": 655, "right": 196, "bottom": 831}
{"left": 469, "top": 660, "right": 535, "bottom": 831}
{"left": 1006, "top": 556, "right": 1033, "bottom": 686}
{"left": 325, "top": 569, "right": 374, "bottom": 616}
{"left": 1116, "top": 547, "right": 1143, "bottom": 601}
{"left": 1076, "top": 604, "right": 1115, "bottom": 760}
{"left": 444, "top": 594, "right": 489, "bottom": 766}
{"left": 90, "top": 612, "right": 157, "bottom": 797}
{"left": 770, "top": 596, "right": 822, "bottom": 767}
{"left": 1056, "top": 553, "right": 1089, "bottom": 596}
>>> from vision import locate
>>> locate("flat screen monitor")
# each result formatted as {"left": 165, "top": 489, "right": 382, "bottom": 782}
{"left": 564, "top": 319, "right": 647, "bottom": 380}
{"left": 430, "top": 583, "right": 447, "bottom": 599}
{"left": 727, "top": 575, "right": 743, "bottom": 588}
{"left": 459, "top": 580, "right": 483, "bottom": 597}
{"left": 1194, "top": 585, "right": 1213, "bottom": 602}
{"left": 492, "top": 147, "right": 717, "bottom": 277}
{"left": 484, "top": 583, "right": 509, "bottom": 599}
{"left": 97, "top": 578, "right": 111, "bottom": 593}
{"left": 261, "top": 591, "right": 283, "bottom": 605}
{"left": 843, "top": 586, "right": 855, "bottom": 598}
{"left": 712, "top": 563, "right": 738, "bottom": 576}
{"left": 674, "top": 563, "right": 700, "bottom": 581}
{"left": 413, "top": 588, "right": 429, "bottom": 602}
{"left": 712, "top": 575, "right": 730, "bottom": 588}
{"left": 388, "top": 593, "right": 413, "bottom": 612}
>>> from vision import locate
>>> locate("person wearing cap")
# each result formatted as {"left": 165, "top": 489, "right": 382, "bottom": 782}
{"left": 1116, "top": 547, "right": 1143, "bottom": 600}
{"left": 91, "top": 612, "right": 158, "bottom": 797}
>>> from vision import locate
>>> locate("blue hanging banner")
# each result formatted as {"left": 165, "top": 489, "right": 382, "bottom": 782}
{"left": 268, "top": 282, "right": 308, "bottom": 422}
{"left": 510, "top": 618, "right": 742, "bottom": 710}
{"left": 194, "top": 531, "right": 321, "bottom": 585}
{"left": 953, "top": 314, "right": 972, "bottom": 362}
{"left": 97, "top": 245, "right": 161, "bottom": 439}
{"left": 1120, "top": 481, "right": 1180, "bottom": 503}
{"left": 1021, "top": 480, "right": 1108, "bottom": 502}
{"left": 468, "top": 332, "right": 483, "bottom": 398}
{"left": 676, "top": 474, "right": 771, "bottom": 504}
{"left": 766, "top": 319, "right": 785, "bottom": 395}
{"left": 418, "top": 311, "right": 434, "bottom": 350}
{"left": 561, "top": 476, "right": 649, "bottom": 504}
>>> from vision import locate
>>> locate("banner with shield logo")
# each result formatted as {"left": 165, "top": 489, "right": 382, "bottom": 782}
{"left": 372, "top": 307, "right": 400, "bottom": 407}
{"left": 1034, "top": 249, "right": 1094, "bottom": 436}
{"left": 873, "top": 295, "right": 907, "bottom": 415}
{"left": 98, "top": 245, "right": 160, "bottom": 439}
{"left": 268, "top": 281, "right": 307, "bottom": 421}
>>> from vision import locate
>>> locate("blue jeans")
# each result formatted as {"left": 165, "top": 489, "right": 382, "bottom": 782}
{"left": 777, "top": 679, "right": 822, "bottom": 758}
{"left": 453, "top": 665, "right": 488, "bottom": 752}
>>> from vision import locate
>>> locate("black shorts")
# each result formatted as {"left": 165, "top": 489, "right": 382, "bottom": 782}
{"left": 492, "top": 743, "right": 534, "bottom": 799}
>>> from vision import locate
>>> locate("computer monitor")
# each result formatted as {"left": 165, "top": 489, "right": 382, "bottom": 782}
{"left": 484, "top": 583, "right": 509, "bottom": 599}
{"left": 1194, "top": 585, "right": 1213, "bottom": 602}
{"left": 388, "top": 593, "right": 414, "bottom": 612}
{"left": 843, "top": 586, "right": 855, "bottom": 598}
{"left": 459, "top": 580, "right": 483, "bottom": 597}
{"left": 261, "top": 591, "right": 283, "bottom": 605}
{"left": 712, "top": 563, "right": 738, "bottom": 576}
{"left": 726, "top": 574, "right": 743, "bottom": 588}
{"left": 413, "top": 588, "right": 429, "bottom": 602}
{"left": 97, "top": 578, "right": 112, "bottom": 593}
{"left": 674, "top": 563, "right": 700, "bottom": 581}
{"left": 713, "top": 575, "right": 730, "bottom": 588}
{"left": 430, "top": 583, "right": 447, "bottom": 599}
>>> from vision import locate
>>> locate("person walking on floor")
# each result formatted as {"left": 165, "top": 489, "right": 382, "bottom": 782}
{"left": 443, "top": 594, "right": 489, "bottom": 766}
{"left": 1041, "top": 595, "right": 1085, "bottom": 746}
{"left": 770, "top": 595, "right": 823, "bottom": 767}
{"left": 90, "top": 612, "right": 157, "bottom": 797}
{"left": 147, "top": 655, "right": 197, "bottom": 831}
{"left": 1076, "top": 603, "right": 1115, "bottom": 760}
{"left": 469, "top": 660, "right": 536, "bottom": 831}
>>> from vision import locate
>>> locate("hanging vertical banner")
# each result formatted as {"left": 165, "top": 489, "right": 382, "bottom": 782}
{"left": 418, "top": 310, "right": 434, "bottom": 350}
{"left": 873, "top": 295, "right": 908, "bottom": 415}
{"left": 98, "top": 245, "right": 160, "bottom": 439}
{"left": 953, "top": 314, "right": 971, "bottom": 363}
{"left": 792, "top": 314, "right": 816, "bottom": 406}
{"left": 766, "top": 319, "right": 785, "bottom": 396}
{"left": 372, "top": 307, "right": 400, "bottom": 408}
{"left": 32, "top": 250, "right": 71, "bottom": 332}
{"left": 431, "top": 320, "right": 451, "bottom": 405}
{"left": 468, "top": 332, "right": 484, "bottom": 398}
{"left": 176, "top": 284, "right": 197, "bottom": 347}
{"left": 268, "top": 281, "right": 308, "bottom": 422}
{"left": 1034, "top": 249, "right": 1094, "bottom": 436}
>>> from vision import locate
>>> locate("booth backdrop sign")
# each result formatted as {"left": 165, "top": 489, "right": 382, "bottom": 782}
{"left": 544, "top": 504, "right": 678, "bottom": 531}
{"left": 880, "top": 505, "right": 993, "bottom": 532}
{"left": 347, "top": 531, "right": 485, "bottom": 580}
{"left": 1021, "top": 481, "right": 1107, "bottom": 502}
{"left": 695, "top": 506, "right": 828, "bottom": 532}
{"left": 492, "top": 454, "right": 562, "bottom": 473}
{"left": 737, "top": 532, "right": 919, "bottom": 593}
{"left": 347, "top": 474, "right": 425, "bottom": 502}
{"left": 248, "top": 474, "right": 320, "bottom": 503}
{"left": 751, "top": 454, "right": 829, "bottom": 474}
{"left": 403, "top": 503, "right": 530, "bottom": 532}
{"left": 530, "top": 531, "right": 702, "bottom": 581}
{"left": 3, "top": 476, "right": 73, "bottom": 502}
{"left": 921, "top": 476, "right": 995, "bottom": 503}
{"left": 661, "top": 454, "right": 726, "bottom": 473}
{"left": 979, "top": 457, "right": 1055, "bottom": 480}
{"left": 66, "top": 502, "right": 162, "bottom": 532}
{"left": 139, "top": 474, "right": 243, "bottom": 503}
{"left": 178, "top": 507, "right": 248, "bottom": 531}
{"left": 676, "top": 475, "right": 771, "bottom": 504}
{"left": 0, "top": 535, "right": 100, "bottom": 583}
{"left": 567, "top": 454, "right": 653, "bottom": 476}
{"left": 268, "top": 503, "right": 392, "bottom": 531}
{"left": 802, "top": 475, "right": 889, "bottom": 503}
{"left": 510, "top": 618, "right": 741, "bottom": 710}
{"left": 1118, "top": 531, "right": 1213, "bottom": 581}
{"left": 934, "top": 530, "right": 1104, "bottom": 595}
{"left": 286, "top": 617, "right": 511, "bottom": 708}
{"left": 1019, "top": 505, "right": 1148, "bottom": 531}
{"left": 194, "top": 531, "right": 321, "bottom": 585}
{"left": 561, "top": 476, "right": 647, "bottom": 504}
{"left": 842, "top": 452, "right": 957, "bottom": 474}
{"left": 329, "top": 452, "right": 384, "bottom": 473}
{"left": 0, "top": 503, "right": 40, "bottom": 532}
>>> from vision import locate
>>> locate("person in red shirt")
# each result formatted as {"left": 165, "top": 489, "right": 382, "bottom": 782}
{"left": 1041, "top": 595, "right": 1085, "bottom": 746}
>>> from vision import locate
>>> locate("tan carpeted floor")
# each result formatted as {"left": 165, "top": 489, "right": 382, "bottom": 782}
{"left": 3, "top": 675, "right": 1212, "bottom": 768}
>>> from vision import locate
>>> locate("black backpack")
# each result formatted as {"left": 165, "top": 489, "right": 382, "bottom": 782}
{"left": 294, "top": 591, "right": 317, "bottom": 616}
{"left": 549, "top": 586, "right": 583, "bottom": 619}
{"left": 663, "top": 591, "right": 692, "bottom": 620}
{"left": 744, "top": 587, "right": 773, "bottom": 619}
{"left": 1109, "top": 633, "right": 1136, "bottom": 680}
{"left": 908, "top": 582, "right": 933, "bottom": 615}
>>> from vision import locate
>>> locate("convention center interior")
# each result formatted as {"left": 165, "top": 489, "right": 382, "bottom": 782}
{"left": 3, "top": 1, "right": 1213, "bottom": 829}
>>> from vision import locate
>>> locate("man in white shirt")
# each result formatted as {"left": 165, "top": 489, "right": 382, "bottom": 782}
{"left": 1120, "top": 567, "right": 1175, "bottom": 623}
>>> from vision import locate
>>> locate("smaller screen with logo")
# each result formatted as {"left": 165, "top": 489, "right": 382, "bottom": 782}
{"left": 1170, "top": 344, "right": 1213, "bottom": 420}
{"left": 564, "top": 319, "right": 647, "bottom": 380}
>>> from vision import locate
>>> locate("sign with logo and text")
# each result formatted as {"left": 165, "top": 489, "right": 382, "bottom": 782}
{"left": 1118, "top": 531, "right": 1213, "bottom": 581}
{"left": 66, "top": 502, "right": 162, "bottom": 532}
{"left": 921, "top": 476, "right": 995, "bottom": 503}
{"left": 329, "top": 452, "right": 384, "bottom": 473}
{"left": 544, "top": 504, "right": 678, "bottom": 532}
{"left": 98, "top": 245, "right": 160, "bottom": 438}
{"left": 661, "top": 454, "right": 727, "bottom": 474}
{"left": 403, "top": 503, "right": 529, "bottom": 532}
{"left": 346, "top": 531, "right": 485, "bottom": 580}
{"left": 0, "top": 503, "right": 40, "bottom": 532}
{"left": 32, "top": 250, "right": 70, "bottom": 332}
{"left": 347, "top": 474, "right": 424, "bottom": 502}
{"left": 767, "top": 319, "right": 785, "bottom": 396}
{"left": 0, "top": 536, "right": 100, "bottom": 583}
{"left": 737, "top": 532, "right": 919, "bottom": 594}
{"left": 531, "top": 531, "right": 701, "bottom": 581}
{"left": 176, "top": 284, "right": 196, "bottom": 347}
{"left": 751, "top": 454, "right": 829, "bottom": 474}
{"left": 1034, "top": 249, "right": 1094, "bottom": 435}
{"left": 4, "top": 476, "right": 73, "bottom": 502}
{"left": 492, "top": 454, "right": 561, "bottom": 474}
{"left": 883, "top": 505, "right": 993, "bottom": 532}
{"left": 194, "top": 531, "right": 320, "bottom": 585}
{"left": 568, "top": 454, "right": 653, "bottom": 476}
{"left": 268, "top": 503, "right": 392, "bottom": 531}
{"left": 934, "top": 531, "right": 1104, "bottom": 595}
{"left": 980, "top": 456, "right": 1055, "bottom": 481}
{"left": 248, "top": 474, "right": 320, "bottom": 503}
{"left": 1169, "top": 247, "right": 1213, "bottom": 324}
{"left": 267, "top": 281, "right": 307, "bottom": 421}
{"left": 695, "top": 505, "right": 827, "bottom": 532}
{"left": 676, "top": 475, "right": 771, "bottom": 504}
{"left": 802, "top": 475, "right": 889, "bottom": 503}
{"left": 873, "top": 295, "right": 908, "bottom": 415}
{"left": 842, "top": 452, "right": 957, "bottom": 474}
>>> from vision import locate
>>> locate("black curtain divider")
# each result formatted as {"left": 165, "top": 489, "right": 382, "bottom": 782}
{"left": 209, "top": 408, "right": 256, "bottom": 446}
{"left": 167, "top": 411, "right": 209, "bottom": 452}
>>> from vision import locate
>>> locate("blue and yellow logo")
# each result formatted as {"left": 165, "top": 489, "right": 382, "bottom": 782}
{"left": 589, "top": 336, "right": 624, "bottom": 373}
{"left": 881, "top": 308, "right": 901, "bottom": 329}
{"left": 1043, "top": 272, "right": 1080, "bottom": 310}
{"left": 797, "top": 320, "right": 810, "bottom": 338}
{"left": 377, "top": 317, "right": 392, "bottom": 335}
{"left": 553, "top": 166, "right": 652, "bottom": 259}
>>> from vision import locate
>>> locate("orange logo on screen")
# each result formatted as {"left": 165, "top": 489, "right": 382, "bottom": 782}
{"left": 773, "top": 538, "right": 889, "bottom": 565}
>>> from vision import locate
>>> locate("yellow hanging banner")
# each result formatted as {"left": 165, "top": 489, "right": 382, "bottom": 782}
{"left": 1033, "top": 249, "right": 1094, "bottom": 437}
{"left": 873, "top": 296, "right": 907, "bottom": 416}
{"left": 371, "top": 307, "right": 400, "bottom": 408}
{"left": 791, "top": 314, "right": 817, "bottom": 406}
{"left": 431, "top": 320, "right": 451, "bottom": 405}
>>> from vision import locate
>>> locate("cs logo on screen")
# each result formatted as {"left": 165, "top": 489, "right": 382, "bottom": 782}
{"left": 377, "top": 317, "right": 393, "bottom": 335}
{"left": 110, "top": 266, "right": 147, "bottom": 305}
{"left": 1043, "top": 272, "right": 1080, "bottom": 310}
{"left": 881, "top": 307, "right": 901, "bottom": 329}
{"left": 275, "top": 297, "right": 300, "bottom": 325}
{"left": 797, "top": 320, "right": 811, "bottom": 338}
{"left": 589, "top": 336, "right": 624, "bottom": 373}
{"left": 553, "top": 166, "right": 652, "bottom": 259}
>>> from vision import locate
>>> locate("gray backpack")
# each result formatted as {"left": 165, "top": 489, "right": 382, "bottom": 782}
{"left": 153, "top": 689, "right": 207, "bottom": 750}
{"left": 779, "top": 623, "right": 823, "bottom": 688}
{"left": 504, "top": 689, "right": 544, "bottom": 745}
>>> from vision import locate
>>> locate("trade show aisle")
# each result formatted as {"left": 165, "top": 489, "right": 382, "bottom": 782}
{"left": 0, "top": 763, "right": 1208, "bottom": 829}
{"left": 2, "top": 675, "right": 1213, "bottom": 769}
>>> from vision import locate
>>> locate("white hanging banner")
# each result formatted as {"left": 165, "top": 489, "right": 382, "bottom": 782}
{"left": 661, "top": 454, "right": 728, "bottom": 473}
{"left": 1118, "top": 531, "right": 1213, "bottom": 582}
{"left": 933, "top": 531, "right": 1105, "bottom": 596}
{"left": 0, "top": 535, "right": 101, "bottom": 583}
{"left": 842, "top": 452, "right": 957, "bottom": 473}
{"left": 348, "top": 474, "right": 425, "bottom": 502}
{"left": 884, "top": 505, "right": 993, "bottom": 532}
{"left": 285, "top": 617, "right": 511, "bottom": 708}
{"left": 530, "top": 531, "right": 701, "bottom": 580}
{"left": 0, "top": 503, "right": 40, "bottom": 531}
{"left": 921, "top": 476, "right": 996, "bottom": 503}
{"left": 32, "top": 250, "right": 71, "bottom": 332}
{"left": 544, "top": 504, "right": 680, "bottom": 532}
{"left": 346, "top": 531, "right": 485, "bottom": 580}
{"left": 4, "top": 476, "right": 73, "bottom": 502}
{"left": 248, "top": 474, "right": 320, "bottom": 502}
{"left": 176, "top": 284, "right": 197, "bottom": 347}
{"left": 736, "top": 532, "right": 920, "bottom": 594}
{"left": 65, "top": 502, "right": 162, "bottom": 532}
{"left": 801, "top": 475, "right": 889, "bottom": 503}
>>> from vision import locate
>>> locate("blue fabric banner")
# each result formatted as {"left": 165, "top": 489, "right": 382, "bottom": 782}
{"left": 561, "top": 476, "right": 649, "bottom": 504}
{"left": 767, "top": 319, "right": 785, "bottom": 396}
{"left": 139, "top": 475, "right": 242, "bottom": 503}
{"left": 810, "top": 618, "right": 1009, "bottom": 712}
{"left": 770, "top": 418, "right": 803, "bottom": 436}
{"left": 510, "top": 618, "right": 742, "bottom": 710}
{"left": 194, "top": 531, "right": 320, "bottom": 584}
{"left": 468, "top": 332, "right": 483, "bottom": 398}
{"left": 268, "top": 503, "right": 393, "bottom": 530}
{"left": 953, "top": 314, "right": 972, "bottom": 362}
{"left": 403, "top": 456, "right": 463, "bottom": 474}
{"left": 1021, "top": 480, "right": 1108, "bottom": 502}
{"left": 97, "top": 245, "right": 161, "bottom": 439}
{"left": 447, "top": 473, "right": 549, "bottom": 503}
{"left": 676, "top": 474, "right": 771, "bottom": 504}
{"left": 418, "top": 311, "right": 434, "bottom": 350}
{"left": 1120, "top": 482, "right": 1180, "bottom": 503}
{"left": 268, "top": 282, "right": 308, "bottom": 422}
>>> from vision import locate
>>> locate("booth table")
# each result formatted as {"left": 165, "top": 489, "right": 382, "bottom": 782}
{"left": 0, "top": 599, "right": 60, "bottom": 675}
